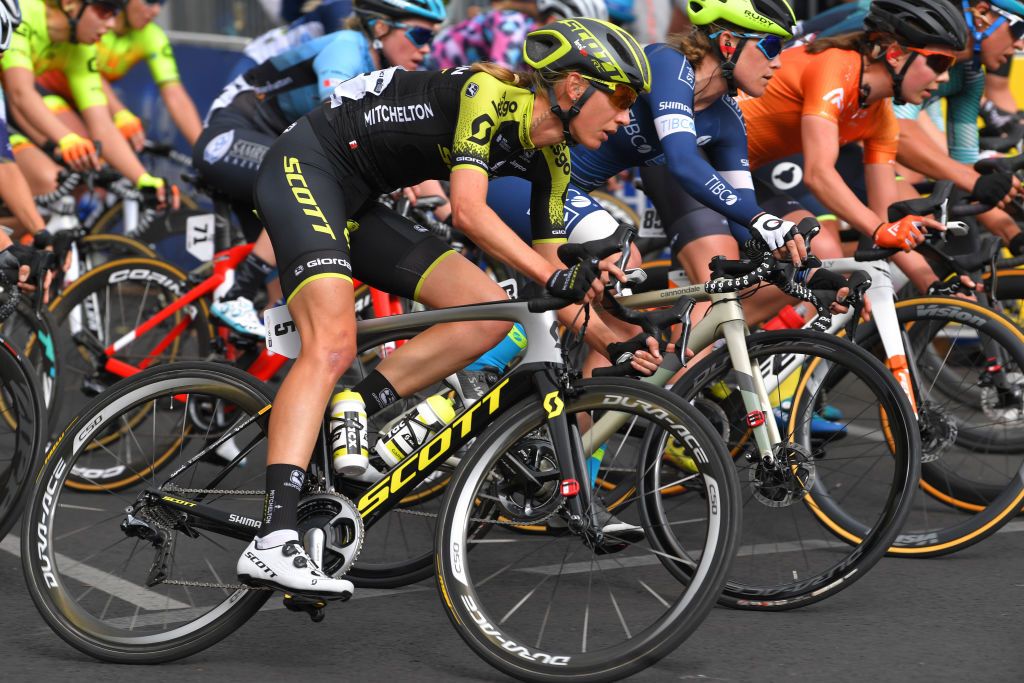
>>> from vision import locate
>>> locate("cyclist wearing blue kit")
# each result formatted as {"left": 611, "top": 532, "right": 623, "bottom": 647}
{"left": 227, "top": 0, "right": 353, "bottom": 81}
{"left": 193, "top": 0, "right": 445, "bottom": 336}
{"left": 489, "top": 0, "right": 805, "bottom": 275}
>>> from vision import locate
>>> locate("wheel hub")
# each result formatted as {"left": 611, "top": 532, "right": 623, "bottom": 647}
{"left": 918, "top": 402, "right": 958, "bottom": 464}
{"left": 979, "top": 371, "right": 1024, "bottom": 425}
{"left": 749, "top": 443, "right": 816, "bottom": 508}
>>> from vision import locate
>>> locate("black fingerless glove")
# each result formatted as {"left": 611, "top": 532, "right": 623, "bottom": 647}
{"left": 607, "top": 333, "right": 656, "bottom": 365}
{"left": 971, "top": 171, "right": 1013, "bottom": 207}
{"left": 546, "top": 258, "right": 599, "bottom": 302}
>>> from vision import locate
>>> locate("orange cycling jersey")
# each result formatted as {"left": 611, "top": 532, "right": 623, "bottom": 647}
{"left": 738, "top": 45, "right": 898, "bottom": 170}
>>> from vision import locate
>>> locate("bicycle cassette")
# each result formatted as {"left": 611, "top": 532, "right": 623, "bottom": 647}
{"left": 297, "top": 493, "right": 364, "bottom": 577}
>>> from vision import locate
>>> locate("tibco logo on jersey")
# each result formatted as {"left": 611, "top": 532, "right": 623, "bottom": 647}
{"left": 705, "top": 176, "right": 738, "bottom": 206}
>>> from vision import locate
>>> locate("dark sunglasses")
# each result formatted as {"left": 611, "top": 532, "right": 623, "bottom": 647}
{"left": 907, "top": 46, "right": 957, "bottom": 74}
{"left": 709, "top": 31, "right": 784, "bottom": 60}
{"left": 143, "top": 0, "right": 169, "bottom": 6}
{"left": 88, "top": 2, "right": 124, "bottom": 20}
{"left": 389, "top": 22, "right": 436, "bottom": 48}
{"left": 587, "top": 79, "right": 639, "bottom": 110}
{"left": 989, "top": 5, "right": 1024, "bottom": 40}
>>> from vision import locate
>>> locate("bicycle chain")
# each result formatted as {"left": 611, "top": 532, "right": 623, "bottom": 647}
{"left": 163, "top": 485, "right": 264, "bottom": 496}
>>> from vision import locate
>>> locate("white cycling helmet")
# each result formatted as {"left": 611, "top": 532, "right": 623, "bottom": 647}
{"left": 1, "top": 0, "right": 21, "bottom": 52}
{"left": 537, "top": 0, "right": 609, "bottom": 21}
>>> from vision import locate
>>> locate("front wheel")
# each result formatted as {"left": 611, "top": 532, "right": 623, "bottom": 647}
{"left": 436, "top": 378, "right": 739, "bottom": 681}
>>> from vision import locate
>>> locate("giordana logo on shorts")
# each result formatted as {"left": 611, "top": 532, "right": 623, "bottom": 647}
{"left": 203, "top": 130, "right": 234, "bottom": 165}
{"left": 303, "top": 256, "right": 352, "bottom": 272}
{"left": 705, "top": 175, "right": 738, "bottom": 206}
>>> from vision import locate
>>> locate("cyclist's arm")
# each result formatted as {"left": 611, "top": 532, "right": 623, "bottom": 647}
{"left": 2, "top": 67, "right": 77, "bottom": 145}
{"left": 449, "top": 167, "right": 558, "bottom": 284}
{"left": 159, "top": 81, "right": 202, "bottom": 145}
{"left": 865, "top": 163, "right": 936, "bottom": 291}
{"left": 895, "top": 117, "right": 978, "bottom": 192}
{"left": 645, "top": 46, "right": 760, "bottom": 226}
{"left": 79, "top": 105, "right": 147, "bottom": 183}
{"left": 800, "top": 115, "right": 882, "bottom": 236}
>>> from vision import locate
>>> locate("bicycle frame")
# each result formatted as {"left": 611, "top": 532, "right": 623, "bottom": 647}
{"left": 150, "top": 299, "right": 607, "bottom": 537}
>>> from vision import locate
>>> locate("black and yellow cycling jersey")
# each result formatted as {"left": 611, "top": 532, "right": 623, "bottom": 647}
{"left": 314, "top": 66, "right": 570, "bottom": 244}
{"left": 255, "top": 67, "right": 571, "bottom": 303}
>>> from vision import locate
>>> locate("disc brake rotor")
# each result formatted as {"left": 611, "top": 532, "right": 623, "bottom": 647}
{"left": 750, "top": 443, "right": 816, "bottom": 508}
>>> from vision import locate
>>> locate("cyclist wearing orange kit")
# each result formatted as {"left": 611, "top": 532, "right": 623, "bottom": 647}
{"left": 37, "top": 0, "right": 203, "bottom": 146}
{"left": 737, "top": 0, "right": 969, "bottom": 292}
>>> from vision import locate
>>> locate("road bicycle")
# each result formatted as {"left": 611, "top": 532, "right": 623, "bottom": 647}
{"left": 0, "top": 273, "right": 48, "bottom": 542}
{"left": 22, "top": 230, "right": 741, "bottom": 681}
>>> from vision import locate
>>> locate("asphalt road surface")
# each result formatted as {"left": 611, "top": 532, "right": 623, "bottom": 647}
{"left": 1, "top": 519, "right": 1021, "bottom": 682}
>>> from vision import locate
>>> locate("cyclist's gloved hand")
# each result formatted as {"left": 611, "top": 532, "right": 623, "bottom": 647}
{"left": 971, "top": 170, "right": 1017, "bottom": 209}
{"left": 113, "top": 109, "right": 145, "bottom": 152}
{"left": 58, "top": 133, "right": 99, "bottom": 172}
{"left": 33, "top": 229, "right": 76, "bottom": 270}
{"left": 806, "top": 268, "right": 853, "bottom": 314}
{"left": 546, "top": 258, "right": 601, "bottom": 303}
{"left": 749, "top": 212, "right": 806, "bottom": 265}
{"left": 873, "top": 215, "right": 926, "bottom": 251}
{"left": 137, "top": 172, "right": 181, "bottom": 211}
{"left": 0, "top": 243, "right": 52, "bottom": 284}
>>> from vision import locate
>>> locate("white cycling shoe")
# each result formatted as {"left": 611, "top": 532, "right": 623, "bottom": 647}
{"left": 211, "top": 297, "right": 266, "bottom": 338}
{"left": 237, "top": 538, "right": 353, "bottom": 599}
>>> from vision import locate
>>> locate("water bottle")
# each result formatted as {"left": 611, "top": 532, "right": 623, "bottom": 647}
{"left": 374, "top": 394, "right": 456, "bottom": 467}
{"left": 330, "top": 390, "right": 369, "bottom": 475}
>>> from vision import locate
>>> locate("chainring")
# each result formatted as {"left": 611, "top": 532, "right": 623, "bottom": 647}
{"left": 296, "top": 493, "right": 364, "bottom": 577}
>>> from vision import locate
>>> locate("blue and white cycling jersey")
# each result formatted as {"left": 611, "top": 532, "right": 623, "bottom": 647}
{"left": 206, "top": 29, "right": 373, "bottom": 133}
{"left": 490, "top": 43, "right": 760, "bottom": 241}
{"left": 229, "top": 0, "right": 353, "bottom": 81}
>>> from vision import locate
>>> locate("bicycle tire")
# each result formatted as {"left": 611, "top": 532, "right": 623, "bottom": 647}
{"left": 0, "top": 336, "right": 46, "bottom": 541}
{"left": 670, "top": 329, "right": 919, "bottom": 609}
{"left": 852, "top": 296, "right": 1024, "bottom": 556}
{"left": 436, "top": 378, "right": 740, "bottom": 681}
{"left": 22, "top": 362, "right": 273, "bottom": 663}
{"left": 47, "top": 257, "right": 213, "bottom": 490}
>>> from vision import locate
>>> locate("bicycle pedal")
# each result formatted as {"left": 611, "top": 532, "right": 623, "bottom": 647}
{"left": 283, "top": 593, "right": 328, "bottom": 623}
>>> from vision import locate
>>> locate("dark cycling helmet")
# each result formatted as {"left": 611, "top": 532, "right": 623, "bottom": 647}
{"left": 687, "top": 0, "right": 797, "bottom": 39}
{"left": 523, "top": 17, "right": 650, "bottom": 93}
{"left": 353, "top": 0, "right": 446, "bottom": 23}
{"left": 1, "top": 0, "right": 21, "bottom": 52}
{"left": 863, "top": 0, "right": 968, "bottom": 51}
{"left": 537, "top": 0, "right": 609, "bottom": 21}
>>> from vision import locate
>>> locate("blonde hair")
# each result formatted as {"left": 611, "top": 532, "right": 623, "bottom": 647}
{"left": 470, "top": 62, "right": 549, "bottom": 92}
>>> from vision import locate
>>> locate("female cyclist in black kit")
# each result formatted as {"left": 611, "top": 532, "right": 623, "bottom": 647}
{"left": 235, "top": 18, "right": 653, "bottom": 597}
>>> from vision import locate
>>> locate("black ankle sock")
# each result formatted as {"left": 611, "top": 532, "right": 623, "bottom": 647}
{"left": 225, "top": 252, "right": 275, "bottom": 302}
{"left": 354, "top": 370, "right": 399, "bottom": 417}
{"left": 258, "top": 464, "right": 305, "bottom": 537}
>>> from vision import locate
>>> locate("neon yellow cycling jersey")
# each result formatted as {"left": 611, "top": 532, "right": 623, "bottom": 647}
{"left": 1, "top": 0, "right": 107, "bottom": 111}
{"left": 96, "top": 22, "right": 180, "bottom": 84}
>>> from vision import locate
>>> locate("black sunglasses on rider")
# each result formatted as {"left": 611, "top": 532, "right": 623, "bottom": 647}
{"left": 143, "top": 0, "right": 169, "bottom": 5}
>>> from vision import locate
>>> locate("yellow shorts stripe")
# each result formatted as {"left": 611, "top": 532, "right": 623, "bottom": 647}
{"left": 413, "top": 249, "right": 456, "bottom": 301}
{"left": 287, "top": 272, "right": 352, "bottom": 305}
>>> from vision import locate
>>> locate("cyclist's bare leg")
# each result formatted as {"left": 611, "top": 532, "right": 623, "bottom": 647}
{"left": 266, "top": 277, "right": 357, "bottom": 469}
{"left": 372, "top": 252, "right": 512, "bottom": 395}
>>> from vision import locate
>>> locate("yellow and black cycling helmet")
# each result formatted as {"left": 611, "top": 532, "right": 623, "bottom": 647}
{"left": 523, "top": 18, "right": 650, "bottom": 145}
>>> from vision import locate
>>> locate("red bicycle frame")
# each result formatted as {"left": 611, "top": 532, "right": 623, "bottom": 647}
{"left": 100, "top": 244, "right": 405, "bottom": 383}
